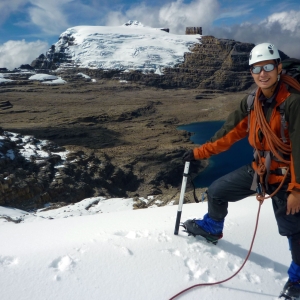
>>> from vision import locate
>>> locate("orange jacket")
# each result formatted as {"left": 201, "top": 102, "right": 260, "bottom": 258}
{"left": 193, "top": 82, "right": 300, "bottom": 192}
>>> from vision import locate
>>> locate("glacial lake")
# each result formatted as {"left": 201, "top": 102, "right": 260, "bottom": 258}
{"left": 178, "top": 121, "right": 253, "bottom": 188}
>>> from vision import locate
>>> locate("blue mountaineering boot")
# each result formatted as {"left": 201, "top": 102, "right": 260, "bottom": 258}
{"left": 181, "top": 213, "right": 224, "bottom": 245}
{"left": 279, "top": 261, "right": 300, "bottom": 299}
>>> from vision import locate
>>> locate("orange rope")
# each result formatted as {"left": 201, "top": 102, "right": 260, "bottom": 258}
{"left": 253, "top": 74, "right": 300, "bottom": 201}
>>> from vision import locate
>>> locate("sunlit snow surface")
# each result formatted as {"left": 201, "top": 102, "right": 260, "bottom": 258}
{"left": 0, "top": 78, "right": 13, "bottom": 83}
{"left": 55, "top": 21, "right": 200, "bottom": 73}
{"left": 28, "top": 74, "right": 66, "bottom": 84}
{"left": 0, "top": 196, "right": 291, "bottom": 300}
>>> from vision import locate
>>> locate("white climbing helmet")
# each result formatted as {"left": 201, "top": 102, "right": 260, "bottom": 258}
{"left": 249, "top": 43, "right": 281, "bottom": 65}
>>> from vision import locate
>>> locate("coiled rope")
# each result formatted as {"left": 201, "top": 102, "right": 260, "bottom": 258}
{"left": 254, "top": 74, "right": 300, "bottom": 201}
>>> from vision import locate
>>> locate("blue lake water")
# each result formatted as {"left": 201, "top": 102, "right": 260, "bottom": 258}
{"left": 178, "top": 121, "right": 253, "bottom": 188}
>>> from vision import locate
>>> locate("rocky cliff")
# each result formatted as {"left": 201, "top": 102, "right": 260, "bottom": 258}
{"left": 118, "top": 36, "right": 255, "bottom": 91}
{"left": 0, "top": 129, "right": 142, "bottom": 210}
{"left": 31, "top": 33, "right": 75, "bottom": 70}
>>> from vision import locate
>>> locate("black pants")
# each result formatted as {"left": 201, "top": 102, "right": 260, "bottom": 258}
{"left": 207, "top": 164, "right": 300, "bottom": 265}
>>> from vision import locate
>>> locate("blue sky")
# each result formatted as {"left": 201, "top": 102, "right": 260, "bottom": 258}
{"left": 0, "top": 0, "right": 300, "bottom": 69}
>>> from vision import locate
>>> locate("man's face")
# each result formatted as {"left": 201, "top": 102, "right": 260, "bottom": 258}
{"left": 250, "top": 59, "right": 282, "bottom": 90}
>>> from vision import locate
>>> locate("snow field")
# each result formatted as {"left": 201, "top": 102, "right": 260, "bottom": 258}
{"left": 0, "top": 197, "right": 291, "bottom": 299}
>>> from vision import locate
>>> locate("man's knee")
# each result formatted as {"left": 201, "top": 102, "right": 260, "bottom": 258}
{"left": 207, "top": 179, "right": 224, "bottom": 199}
{"left": 207, "top": 192, "right": 228, "bottom": 221}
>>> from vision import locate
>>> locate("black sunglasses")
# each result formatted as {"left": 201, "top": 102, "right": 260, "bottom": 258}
{"left": 250, "top": 63, "right": 276, "bottom": 74}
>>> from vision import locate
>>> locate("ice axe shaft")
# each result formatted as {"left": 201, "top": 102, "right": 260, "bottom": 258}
{"left": 174, "top": 161, "right": 190, "bottom": 235}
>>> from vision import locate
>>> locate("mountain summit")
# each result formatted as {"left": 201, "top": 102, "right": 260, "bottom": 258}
{"left": 31, "top": 21, "right": 200, "bottom": 73}
{"left": 122, "top": 20, "right": 146, "bottom": 27}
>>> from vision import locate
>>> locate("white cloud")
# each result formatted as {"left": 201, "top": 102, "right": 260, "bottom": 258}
{"left": 0, "top": 40, "right": 48, "bottom": 69}
{"left": 104, "top": 11, "right": 129, "bottom": 27}
{"left": 0, "top": 0, "right": 27, "bottom": 25}
{"left": 206, "top": 10, "right": 300, "bottom": 59}
{"left": 159, "top": 0, "right": 219, "bottom": 33}
{"left": 0, "top": 0, "right": 95, "bottom": 37}
{"left": 27, "top": 0, "right": 73, "bottom": 35}
{"left": 127, "top": 3, "right": 160, "bottom": 29}
{"left": 259, "top": 10, "right": 300, "bottom": 58}
{"left": 265, "top": 10, "right": 300, "bottom": 34}
{"left": 102, "top": 1, "right": 299, "bottom": 59}
{"left": 216, "top": 4, "right": 253, "bottom": 20}
{"left": 105, "top": 0, "right": 219, "bottom": 34}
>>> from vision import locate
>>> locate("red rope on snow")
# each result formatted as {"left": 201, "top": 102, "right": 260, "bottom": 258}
{"left": 169, "top": 200, "right": 263, "bottom": 300}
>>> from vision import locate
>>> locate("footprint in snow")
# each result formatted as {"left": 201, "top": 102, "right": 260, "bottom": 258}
{"left": 227, "top": 261, "right": 239, "bottom": 272}
{"left": 0, "top": 256, "right": 18, "bottom": 267}
{"left": 238, "top": 271, "right": 261, "bottom": 284}
{"left": 156, "top": 231, "right": 171, "bottom": 242}
{"left": 53, "top": 275, "right": 61, "bottom": 281}
{"left": 113, "top": 230, "right": 150, "bottom": 239}
{"left": 74, "top": 244, "right": 89, "bottom": 254}
{"left": 184, "top": 257, "right": 211, "bottom": 281}
{"left": 114, "top": 245, "right": 133, "bottom": 256}
{"left": 49, "top": 255, "right": 76, "bottom": 272}
{"left": 160, "top": 248, "right": 182, "bottom": 257}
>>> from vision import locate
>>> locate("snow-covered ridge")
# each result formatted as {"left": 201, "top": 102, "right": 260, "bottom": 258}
{"left": 0, "top": 195, "right": 168, "bottom": 224}
{"left": 53, "top": 20, "right": 201, "bottom": 73}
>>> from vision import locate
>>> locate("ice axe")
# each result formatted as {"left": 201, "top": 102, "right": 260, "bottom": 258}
{"left": 174, "top": 161, "right": 190, "bottom": 235}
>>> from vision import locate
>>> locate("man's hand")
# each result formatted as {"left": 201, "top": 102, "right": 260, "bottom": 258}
{"left": 286, "top": 191, "right": 300, "bottom": 215}
{"left": 182, "top": 150, "right": 195, "bottom": 162}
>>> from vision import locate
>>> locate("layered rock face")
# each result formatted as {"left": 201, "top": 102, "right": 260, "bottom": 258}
{"left": 31, "top": 32, "right": 74, "bottom": 70}
{"left": 115, "top": 36, "right": 255, "bottom": 91}
{"left": 178, "top": 36, "right": 255, "bottom": 91}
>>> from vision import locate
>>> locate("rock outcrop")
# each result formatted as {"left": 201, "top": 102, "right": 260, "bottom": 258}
{"left": 0, "top": 131, "right": 138, "bottom": 209}
{"left": 31, "top": 33, "right": 75, "bottom": 70}
{"left": 0, "top": 129, "right": 200, "bottom": 210}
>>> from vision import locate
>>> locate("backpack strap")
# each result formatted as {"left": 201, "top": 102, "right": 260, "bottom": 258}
{"left": 246, "top": 88, "right": 257, "bottom": 132}
{"left": 278, "top": 101, "right": 287, "bottom": 143}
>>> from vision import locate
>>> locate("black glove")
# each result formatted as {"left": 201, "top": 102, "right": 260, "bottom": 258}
{"left": 182, "top": 150, "right": 195, "bottom": 162}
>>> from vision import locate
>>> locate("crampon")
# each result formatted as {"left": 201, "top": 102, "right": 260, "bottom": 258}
{"left": 180, "top": 219, "right": 223, "bottom": 245}
{"left": 279, "top": 280, "right": 300, "bottom": 300}
{"left": 279, "top": 294, "right": 299, "bottom": 300}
